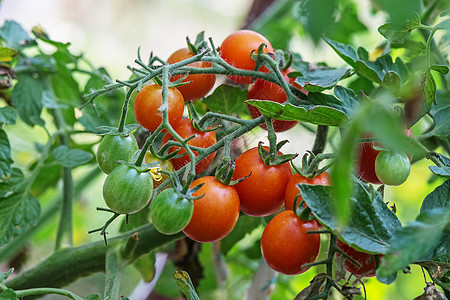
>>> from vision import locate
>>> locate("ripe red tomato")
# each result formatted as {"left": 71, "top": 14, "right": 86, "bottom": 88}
{"left": 247, "top": 68, "right": 308, "bottom": 132}
{"left": 356, "top": 129, "right": 413, "bottom": 184}
{"left": 183, "top": 176, "right": 240, "bottom": 243}
{"left": 219, "top": 30, "right": 274, "bottom": 84}
{"left": 134, "top": 84, "right": 185, "bottom": 132}
{"left": 336, "top": 239, "right": 382, "bottom": 277}
{"left": 284, "top": 172, "right": 331, "bottom": 210}
{"left": 167, "top": 48, "right": 216, "bottom": 101}
{"left": 232, "top": 146, "right": 292, "bottom": 217}
{"left": 261, "top": 210, "right": 320, "bottom": 275}
{"left": 162, "top": 118, "right": 217, "bottom": 174}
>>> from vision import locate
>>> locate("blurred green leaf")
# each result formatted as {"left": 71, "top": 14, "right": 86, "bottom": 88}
{"left": 0, "top": 20, "right": 35, "bottom": 49}
{"left": 378, "top": 13, "right": 421, "bottom": 44}
{"left": 221, "top": 215, "right": 261, "bottom": 255}
{"left": 78, "top": 104, "right": 111, "bottom": 133}
{"left": 0, "top": 168, "right": 41, "bottom": 247}
{"left": 431, "top": 64, "right": 449, "bottom": 74}
{"left": 0, "top": 107, "right": 17, "bottom": 126}
{"left": 294, "top": 67, "right": 349, "bottom": 92}
{"left": 11, "top": 75, "right": 45, "bottom": 127}
{"left": 371, "top": 0, "right": 421, "bottom": 27}
{"left": 296, "top": 0, "right": 338, "bottom": 43}
{"left": 202, "top": 85, "right": 247, "bottom": 115}
{"left": 378, "top": 208, "right": 450, "bottom": 278}
{"left": 85, "top": 294, "right": 101, "bottom": 300}
{"left": 53, "top": 145, "right": 93, "bottom": 168}
{"left": 326, "top": 1, "right": 367, "bottom": 44}
{"left": 0, "top": 47, "right": 17, "bottom": 62}
{"left": 0, "top": 129, "right": 13, "bottom": 180}
{"left": 0, "top": 288, "right": 18, "bottom": 300}
{"left": 300, "top": 181, "right": 402, "bottom": 254}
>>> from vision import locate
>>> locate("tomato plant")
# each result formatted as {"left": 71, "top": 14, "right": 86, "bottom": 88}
{"left": 1, "top": 3, "right": 449, "bottom": 300}
{"left": 261, "top": 210, "right": 321, "bottom": 275}
{"left": 219, "top": 29, "right": 274, "bottom": 84}
{"left": 167, "top": 48, "right": 216, "bottom": 101}
{"left": 150, "top": 188, "right": 193, "bottom": 235}
{"left": 336, "top": 239, "right": 382, "bottom": 278}
{"left": 133, "top": 83, "right": 185, "bottom": 132}
{"left": 182, "top": 176, "right": 240, "bottom": 243}
{"left": 162, "top": 118, "right": 217, "bottom": 174}
{"left": 102, "top": 164, "right": 153, "bottom": 214}
{"left": 96, "top": 134, "right": 138, "bottom": 174}
{"left": 247, "top": 67, "right": 307, "bottom": 132}
{"left": 284, "top": 171, "right": 331, "bottom": 210}
{"left": 375, "top": 150, "right": 411, "bottom": 186}
{"left": 232, "top": 146, "right": 292, "bottom": 217}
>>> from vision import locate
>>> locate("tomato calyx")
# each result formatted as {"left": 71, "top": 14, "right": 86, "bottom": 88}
{"left": 251, "top": 43, "right": 274, "bottom": 76}
{"left": 258, "top": 141, "right": 297, "bottom": 166}
{"left": 185, "top": 31, "right": 209, "bottom": 55}
{"left": 293, "top": 151, "right": 334, "bottom": 180}
{"left": 215, "top": 159, "right": 251, "bottom": 186}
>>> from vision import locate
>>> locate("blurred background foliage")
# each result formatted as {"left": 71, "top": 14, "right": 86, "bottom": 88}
{"left": 0, "top": 0, "right": 448, "bottom": 299}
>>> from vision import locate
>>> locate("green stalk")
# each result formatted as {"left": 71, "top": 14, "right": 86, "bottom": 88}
{"left": 15, "top": 287, "right": 84, "bottom": 300}
{"left": 6, "top": 224, "right": 184, "bottom": 291}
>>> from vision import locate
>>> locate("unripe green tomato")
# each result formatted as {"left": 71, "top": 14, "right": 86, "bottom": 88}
{"left": 150, "top": 188, "right": 193, "bottom": 235}
{"left": 375, "top": 151, "right": 411, "bottom": 186}
{"left": 103, "top": 164, "right": 153, "bottom": 214}
{"left": 96, "top": 134, "right": 138, "bottom": 174}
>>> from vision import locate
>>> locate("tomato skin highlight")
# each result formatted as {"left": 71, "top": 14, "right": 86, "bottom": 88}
{"left": 261, "top": 210, "right": 320, "bottom": 275}
{"left": 150, "top": 188, "right": 193, "bottom": 235}
{"left": 247, "top": 68, "right": 307, "bottom": 132}
{"left": 284, "top": 172, "right": 331, "bottom": 210}
{"left": 162, "top": 118, "right": 217, "bottom": 174}
{"left": 134, "top": 84, "right": 185, "bottom": 132}
{"left": 336, "top": 239, "right": 382, "bottom": 277}
{"left": 183, "top": 176, "right": 240, "bottom": 243}
{"left": 219, "top": 30, "right": 274, "bottom": 84}
{"left": 96, "top": 134, "right": 138, "bottom": 174}
{"left": 167, "top": 48, "right": 216, "bottom": 101}
{"left": 232, "top": 146, "right": 292, "bottom": 217}
{"left": 102, "top": 164, "right": 153, "bottom": 214}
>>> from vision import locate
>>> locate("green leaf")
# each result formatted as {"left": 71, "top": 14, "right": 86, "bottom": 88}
{"left": 78, "top": 104, "right": 111, "bottom": 134}
{"left": 377, "top": 208, "right": 450, "bottom": 277}
{"left": 0, "top": 288, "right": 18, "bottom": 300}
{"left": 0, "top": 168, "right": 41, "bottom": 247}
{"left": 0, "top": 47, "right": 17, "bottom": 62}
{"left": 372, "top": 0, "right": 421, "bottom": 27}
{"left": 421, "top": 179, "right": 450, "bottom": 213}
{"left": 323, "top": 37, "right": 408, "bottom": 86}
{"left": 429, "top": 165, "right": 450, "bottom": 178}
{"left": 431, "top": 106, "right": 450, "bottom": 139}
{"left": 0, "top": 129, "right": 13, "bottom": 180}
{"left": 11, "top": 75, "right": 45, "bottom": 127}
{"left": 378, "top": 13, "right": 421, "bottom": 44}
{"left": 53, "top": 145, "right": 93, "bottom": 168}
{"left": 424, "top": 70, "right": 437, "bottom": 106}
{"left": 221, "top": 215, "right": 261, "bottom": 255}
{"left": 173, "top": 270, "right": 200, "bottom": 300}
{"left": 85, "top": 294, "right": 101, "bottom": 300}
{"left": 431, "top": 64, "right": 450, "bottom": 74}
{"left": 300, "top": 181, "right": 402, "bottom": 254}
{"left": 247, "top": 85, "right": 360, "bottom": 127}
{"left": 0, "top": 106, "right": 18, "bottom": 126}
{"left": 294, "top": 67, "right": 349, "bottom": 92}
{"left": 325, "top": 1, "right": 367, "bottom": 44}
{"left": 202, "top": 85, "right": 248, "bottom": 115}
{"left": 0, "top": 20, "right": 35, "bottom": 49}
{"left": 296, "top": 0, "right": 338, "bottom": 44}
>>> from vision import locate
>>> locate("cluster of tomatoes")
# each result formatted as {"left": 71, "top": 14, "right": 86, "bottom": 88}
{"left": 96, "top": 29, "right": 385, "bottom": 278}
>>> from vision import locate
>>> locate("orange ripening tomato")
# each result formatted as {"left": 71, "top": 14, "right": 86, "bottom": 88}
{"left": 284, "top": 172, "right": 331, "bottom": 210}
{"left": 247, "top": 67, "right": 308, "bottom": 132}
{"left": 261, "top": 210, "right": 320, "bottom": 275}
{"left": 336, "top": 239, "right": 383, "bottom": 278}
{"left": 162, "top": 118, "right": 216, "bottom": 174}
{"left": 183, "top": 176, "right": 240, "bottom": 243}
{"left": 232, "top": 146, "right": 292, "bottom": 217}
{"left": 219, "top": 30, "right": 274, "bottom": 84}
{"left": 134, "top": 84, "right": 184, "bottom": 132}
{"left": 167, "top": 48, "right": 216, "bottom": 101}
